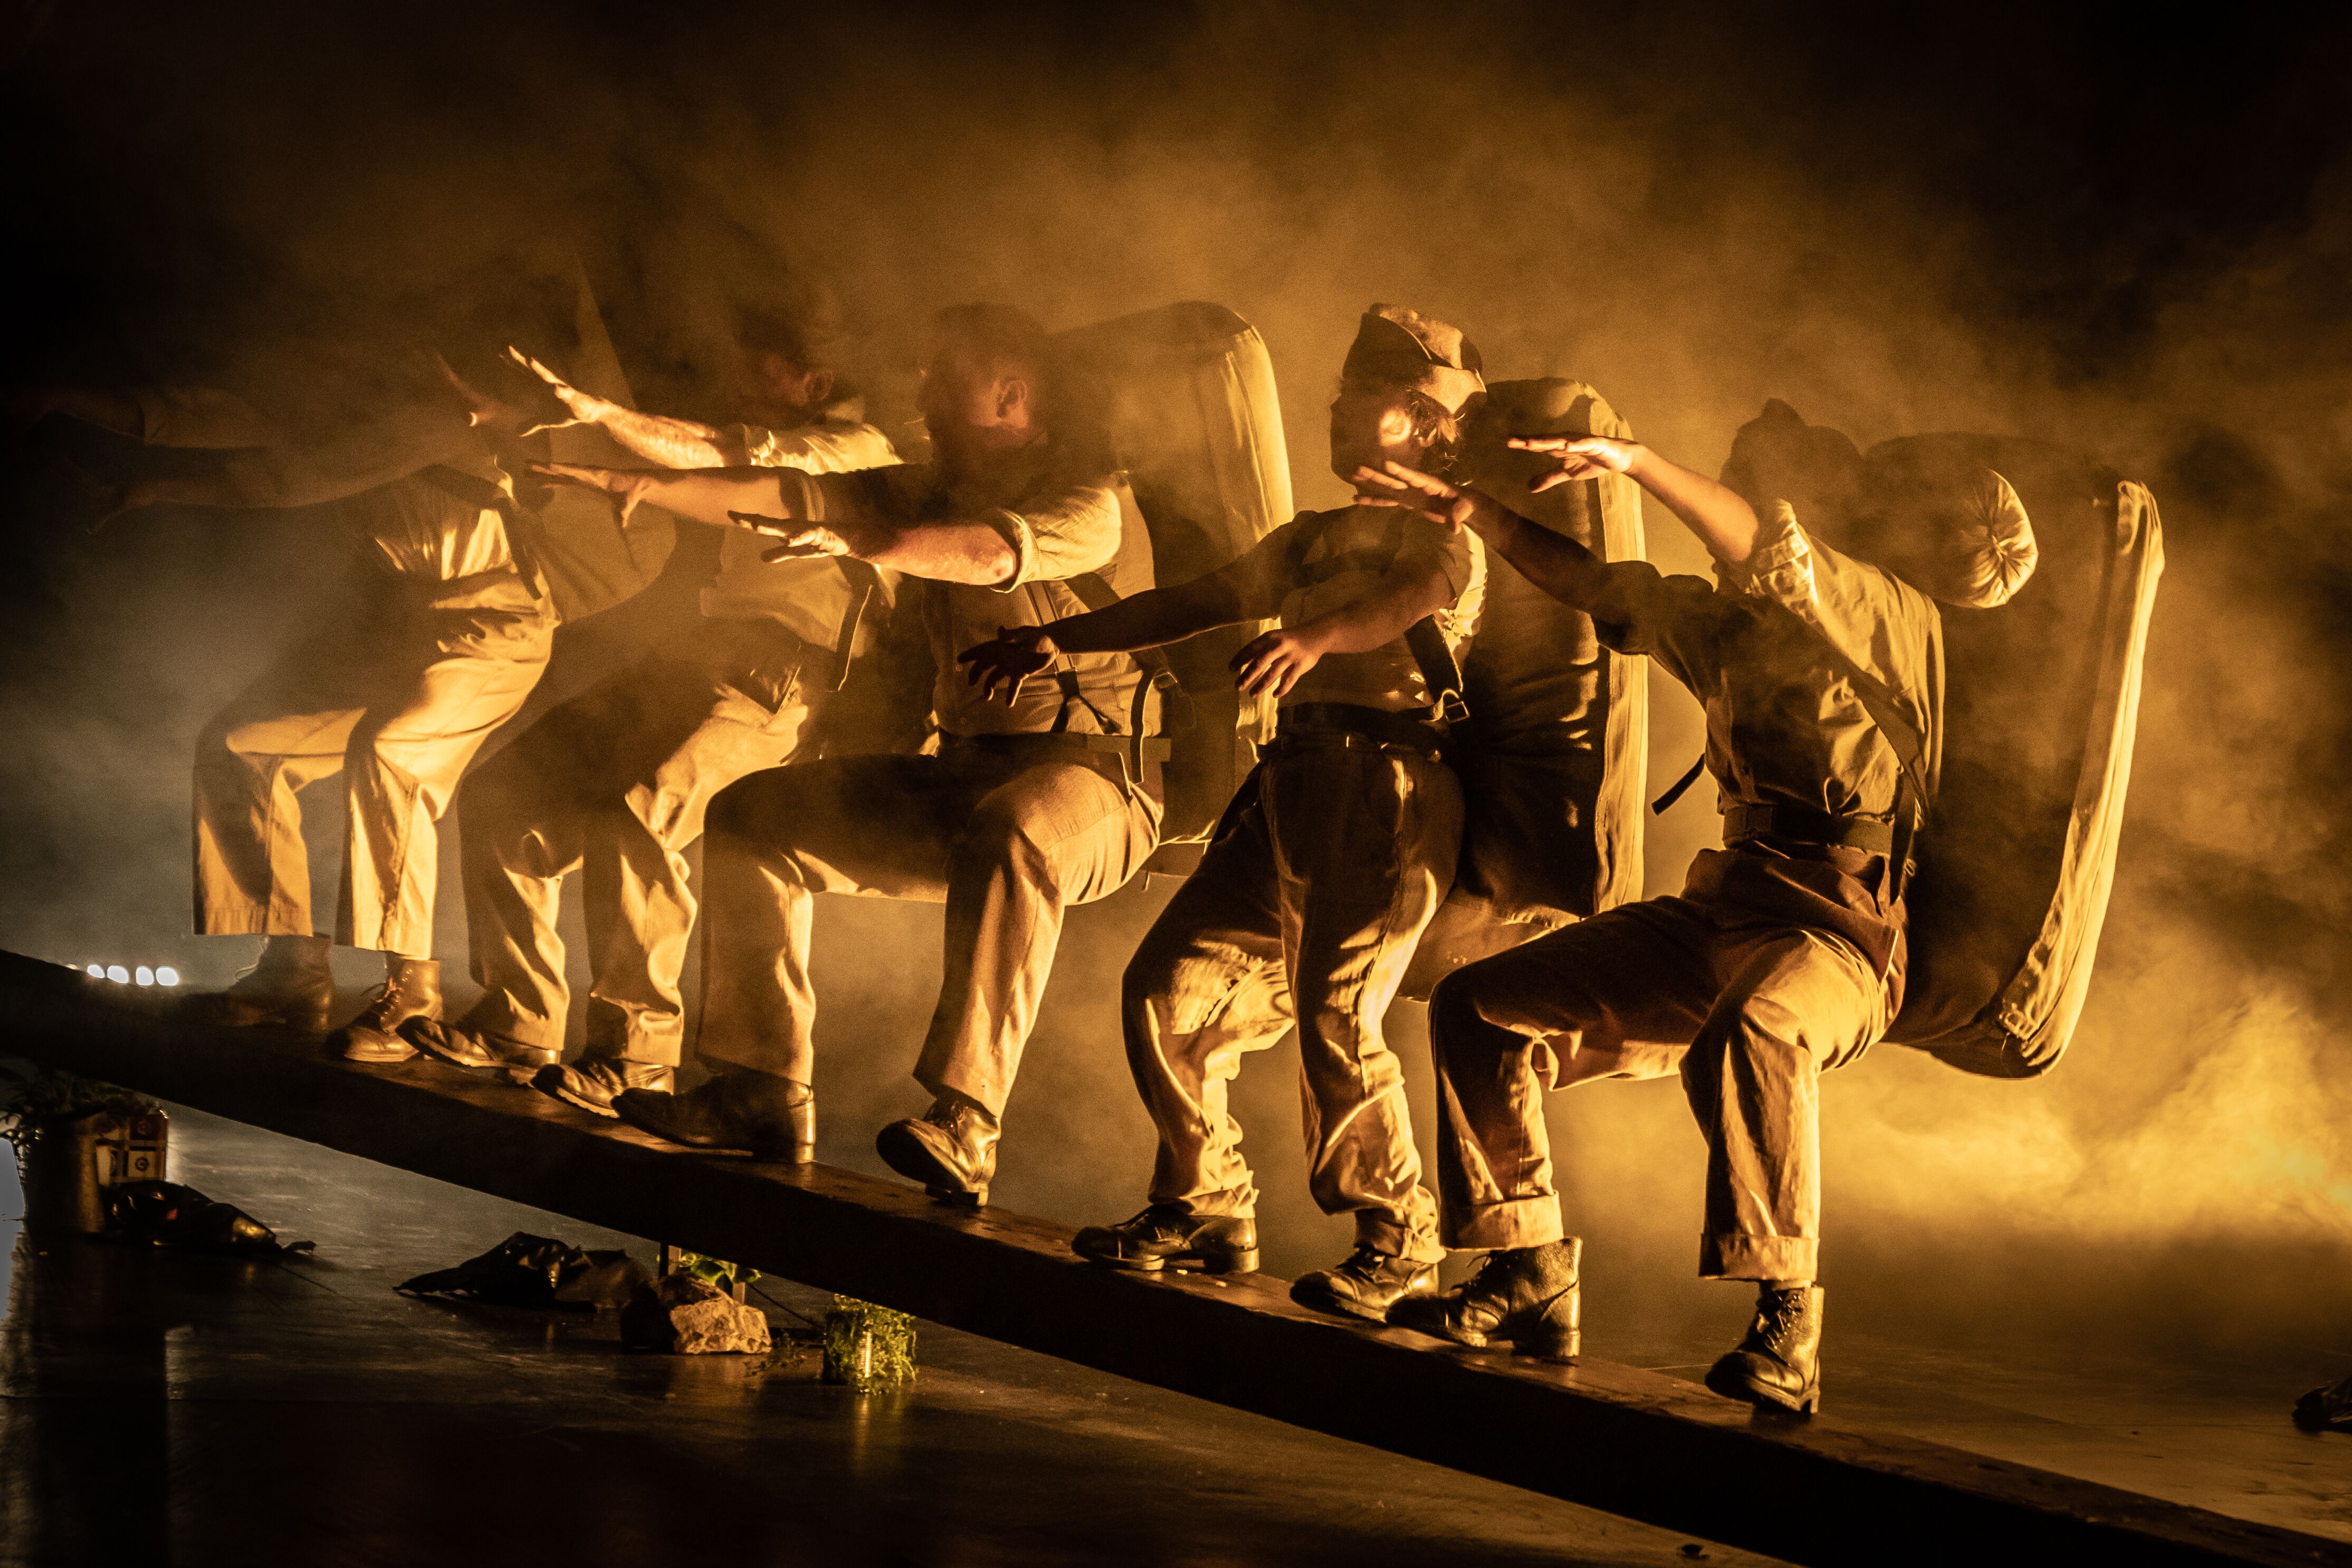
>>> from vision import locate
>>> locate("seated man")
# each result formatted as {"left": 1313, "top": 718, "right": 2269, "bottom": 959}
{"left": 404, "top": 309, "right": 901, "bottom": 1110}
{"left": 539, "top": 304, "right": 1164, "bottom": 1202}
{"left": 965, "top": 305, "right": 1486, "bottom": 1321}
{"left": 1355, "top": 424, "right": 2022, "bottom": 1413}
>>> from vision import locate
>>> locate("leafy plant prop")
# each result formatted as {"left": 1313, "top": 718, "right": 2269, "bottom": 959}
{"left": 668, "top": 1251, "right": 761, "bottom": 1293}
{"left": 823, "top": 1296, "right": 917, "bottom": 1391}
{"left": 0, "top": 1063, "right": 155, "bottom": 1172}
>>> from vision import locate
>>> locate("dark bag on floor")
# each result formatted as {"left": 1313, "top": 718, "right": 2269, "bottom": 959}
{"left": 396, "top": 1231, "right": 648, "bottom": 1309}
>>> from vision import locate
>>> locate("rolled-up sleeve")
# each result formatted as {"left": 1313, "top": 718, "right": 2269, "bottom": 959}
{"left": 986, "top": 481, "right": 1122, "bottom": 592}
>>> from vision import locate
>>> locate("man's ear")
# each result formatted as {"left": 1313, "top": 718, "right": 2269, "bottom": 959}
{"left": 994, "top": 375, "right": 1031, "bottom": 424}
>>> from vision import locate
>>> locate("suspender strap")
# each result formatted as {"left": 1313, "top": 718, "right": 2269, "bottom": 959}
{"left": 827, "top": 559, "right": 884, "bottom": 692}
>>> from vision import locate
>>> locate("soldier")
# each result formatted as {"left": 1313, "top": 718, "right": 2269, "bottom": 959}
{"left": 537, "top": 304, "right": 1164, "bottom": 1203}
{"left": 400, "top": 311, "right": 901, "bottom": 1112}
{"left": 1356, "top": 421, "right": 2029, "bottom": 1413}
{"left": 966, "top": 305, "right": 1487, "bottom": 1322}
{"left": 187, "top": 436, "right": 560, "bottom": 1060}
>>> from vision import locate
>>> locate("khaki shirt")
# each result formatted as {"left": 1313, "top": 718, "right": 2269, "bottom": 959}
{"left": 785, "top": 442, "right": 1147, "bottom": 738}
{"left": 703, "top": 417, "right": 902, "bottom": 655}
{"left": 1238, "top": 505, "right": 1485, "bottom": 715}
{"left": 347, "top": 472, "right": 524, "bottom": 584}
{"left": 1590, "top": 502, "right": 1941, "bottom": 825}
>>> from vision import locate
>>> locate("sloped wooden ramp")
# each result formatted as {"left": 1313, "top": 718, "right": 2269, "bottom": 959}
{"left": 0, "top": 950, "right": 2338, "bottom": 1568}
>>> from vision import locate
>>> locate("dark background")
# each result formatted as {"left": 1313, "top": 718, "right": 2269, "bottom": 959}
{"left": 3, "top": 0, "right": 2350, "bottom": 1350}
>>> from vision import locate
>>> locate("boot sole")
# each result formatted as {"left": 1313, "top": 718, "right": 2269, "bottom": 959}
{"left": 1705, "top": 1362, "right": 1820, "bottom": 1415}
{"left": 1078, "top": 1248, "right": 1260, "bottom": 1276}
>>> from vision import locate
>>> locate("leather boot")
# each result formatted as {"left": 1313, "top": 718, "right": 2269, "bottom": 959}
{"left": 875, "top": 1098, "right": 998, "bottom": 1206}
{"left": 403, "top": 1014, "right": 561, "bottom": 1076}
{"left": 1385, "top": 1238, "right": 1581, "bottom": 1361}
{"left": 185, "top": 934, "right": 333, "bottom": 1032}
{"left": 1292, "top": 1244, "right": 1439, "bottom": 1323}
{"left": 1706, "top": 1283, "right": 1824, "bottom": 1415}
{"left": 1071, "top": 1204, "right": 1259, "bottom": 1274}
{"left": 534, "top": 1058, "right": 676, "bottom": 1118}
{"left": 613, "top": 1071, "right": 814, "bottom": 1163}
{"left": 328, "top": 957, "right": 442, "bottom": 1063}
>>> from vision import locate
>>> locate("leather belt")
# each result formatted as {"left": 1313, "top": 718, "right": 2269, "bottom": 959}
{"left": 1274, "top": 702, "right": 1447, "bottom": 757}
{"left": 1723, "top": 804, "right": 1894, "bottom": 856}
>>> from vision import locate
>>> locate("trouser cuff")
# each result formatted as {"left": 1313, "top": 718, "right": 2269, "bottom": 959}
{"left": 1699, "top": 1232, "right": 1817, "bottom": 1281}
{"left": 1441, "top": 1196, "right": 1565, "bottom": 1254}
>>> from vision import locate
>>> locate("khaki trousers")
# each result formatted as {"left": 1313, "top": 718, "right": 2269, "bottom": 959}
{"left": 193, "top": 570, "right": 554, "bottom": 958}
{"left": 1426, "top": 883, "right": 1892, "bottom": 1281}
{"left": 1124, "top": 744, "right": 1461, "bottom": 1262}
{"left": 696, "top": 743, "right": 1163, "bottom": 1115}
{"left": 456, "top": 620, "right": 822, "bottom": 1064}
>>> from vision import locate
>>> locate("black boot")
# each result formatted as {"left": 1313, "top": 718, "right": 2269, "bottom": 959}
{"left": 533, "top": 1058, "right": 676, "bottom": 1118}
{"left": 403, "top": 1014, "right": 560, "bottom": 1076}
{"left": 1385, "top": 1238, "right": 1581, "bottom": 1361}
{"left": 185, "top": 934, "right": 334, "bottom": 1032}
{"left": 875, "top": 1098, "right": 999, "bottom": 1206}
{"left": 1291, "top": 1244, "right": 1438, "bottom": 1323}
{"left": 612, "top": 1071, "right": 814, "bottom": 1163}
{"left": 328, "top": 957, "right": 443, "bottom": 1063}
{"left": 1706, "top": 1283, "right": 1824, "bottom": 1415}
{"left": 1071, "top": 1204, "right": 1259, "bottom": 1274}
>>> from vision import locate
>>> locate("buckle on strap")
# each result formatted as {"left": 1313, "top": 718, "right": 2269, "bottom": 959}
{"left": 1722, "top": 805, "right": 1895, "bottom": 856}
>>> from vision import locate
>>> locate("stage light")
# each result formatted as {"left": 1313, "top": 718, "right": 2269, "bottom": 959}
{"left": 135, "top": 966, "right": 155, "bottom": 986}
{"left": 156, "top": 967, "right": 180, "bottom": 987}
{"left": 106, "top": 965, "right": 128, "bottom": 984}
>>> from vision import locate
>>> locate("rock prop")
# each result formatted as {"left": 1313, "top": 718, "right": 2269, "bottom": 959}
{"left": 621, "top": 1273, "right": 773, "bottom": 1355}
{"left": 396, "top": 1231, "right": 649, "bottom": 1309}
{"left": 823, "top": 1296, "right": 917, "bottom": 1390}
{"left": 2294, "top": 1371, "right": 2352, "bottom": 1433}
{"left": 103, "top": 1180, "right": 312, "bottom": 1258}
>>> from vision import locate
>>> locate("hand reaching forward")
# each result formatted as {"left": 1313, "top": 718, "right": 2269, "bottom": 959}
{"left": 1508, "top": 434, "right": 1645, "bottom": 494}
{"left": 1230, "top": 626, "right": 1328, "bottom": 700}
{"left": 957, "top": 626, "right": 1059, "bottom": 705}
{"left": 506, "top": 346, "right": 614, "bottom": 435}
{"left": 1352, "top": 461, "right": 1508, "bottom": 535}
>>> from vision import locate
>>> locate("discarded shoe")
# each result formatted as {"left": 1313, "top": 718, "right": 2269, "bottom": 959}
{"left": 875, "top": 1098, "right": 998, "bottom": 1206}
{"left": 328, "top": 957, "right": 443, "bottom": 1063}
{"left": 1385, "top": 1238, "right": 1581, "bottom": 1361}
{"left": 103, "top": 1180, "right": 312, "bottom": 1258}
{"left": 1071, "top": 1204, "right": 1260, "bottom": 1274}
{"left": 396, "top": 1231, "right": 649, "bottom": 1310}
{"left": 1706, "top": 1283, "right": 1825, "bottom": 1415}
{"left": 1291, "top": 1243, "right": 1438, "bottom": 1322}
{"left": 402, "top": 1015, "right": 559, "bottom": 1074}
{"left": 534, "top": 1058, "right": 675, "bottom": 1117}
{"left": 613, "top": 1072, "right": 815, "bottom": 1163}
{"left": 183, "top": 934, "right": 333, "bottom": 1032}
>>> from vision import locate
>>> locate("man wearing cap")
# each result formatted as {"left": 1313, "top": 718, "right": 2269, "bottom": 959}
{"left": 1356, "top": 415, "right": 2034, "bottom": 1412}
{"left": 536, "top": 304, "right": 1164, "bottom": 1203}
{"left": 401, "top": 310, "right": 902, "bottom": 1113}
{"left": 964, "top": 305, "right": 1486, "bottom": 1321}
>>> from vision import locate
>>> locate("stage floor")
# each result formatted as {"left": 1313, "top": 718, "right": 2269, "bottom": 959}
{"left": 3, "top": 1104, "right": 2346, "bottom": 1566}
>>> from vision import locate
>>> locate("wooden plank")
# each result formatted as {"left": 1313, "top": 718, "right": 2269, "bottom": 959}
{"left": 1, "top": 949, "right": 2339, "bottom": 1568}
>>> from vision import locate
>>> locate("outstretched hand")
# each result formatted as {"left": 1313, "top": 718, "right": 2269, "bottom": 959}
{"left": 506, "top": 345, "right": 611, "bottom": 434}
{"left": 1352, "top": 461, "right": 1504, "bottom": 535}
{"left": 1508, "top": 434, "right": 1644, "bottom": 494}
{"left": 1230, "top": 626, "right": 1327, "bottom": 700}
{"left": 957, "top": 625, "right": 1059, "bottom": 704}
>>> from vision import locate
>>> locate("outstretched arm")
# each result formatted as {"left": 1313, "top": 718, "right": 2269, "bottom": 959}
{"left": 957, "top": 554, "right": 1281, "bottom": 704}
{"left": 1513, "top": 433, "right": 1760, "bottom": 565}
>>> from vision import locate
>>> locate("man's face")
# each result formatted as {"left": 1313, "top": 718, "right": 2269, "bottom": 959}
{"left": 919, "top": 352, "right": 1034, "bottom": 468}
{"left": 731, "top": 347, "right": 832, "bottom": 423}
{"left": 1328, "top": 381, "right": 1428, "bottom": 485}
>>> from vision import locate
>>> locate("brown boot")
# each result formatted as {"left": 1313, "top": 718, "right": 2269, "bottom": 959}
{"left": 328, "top": 957, "right": 443, "bottom": 1063}
{"left": 185, "top": 934, "right": 333, "bottom": 1032}
{"left": 1706, "top": 1283, "right": 1825, "bottom": 1415}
